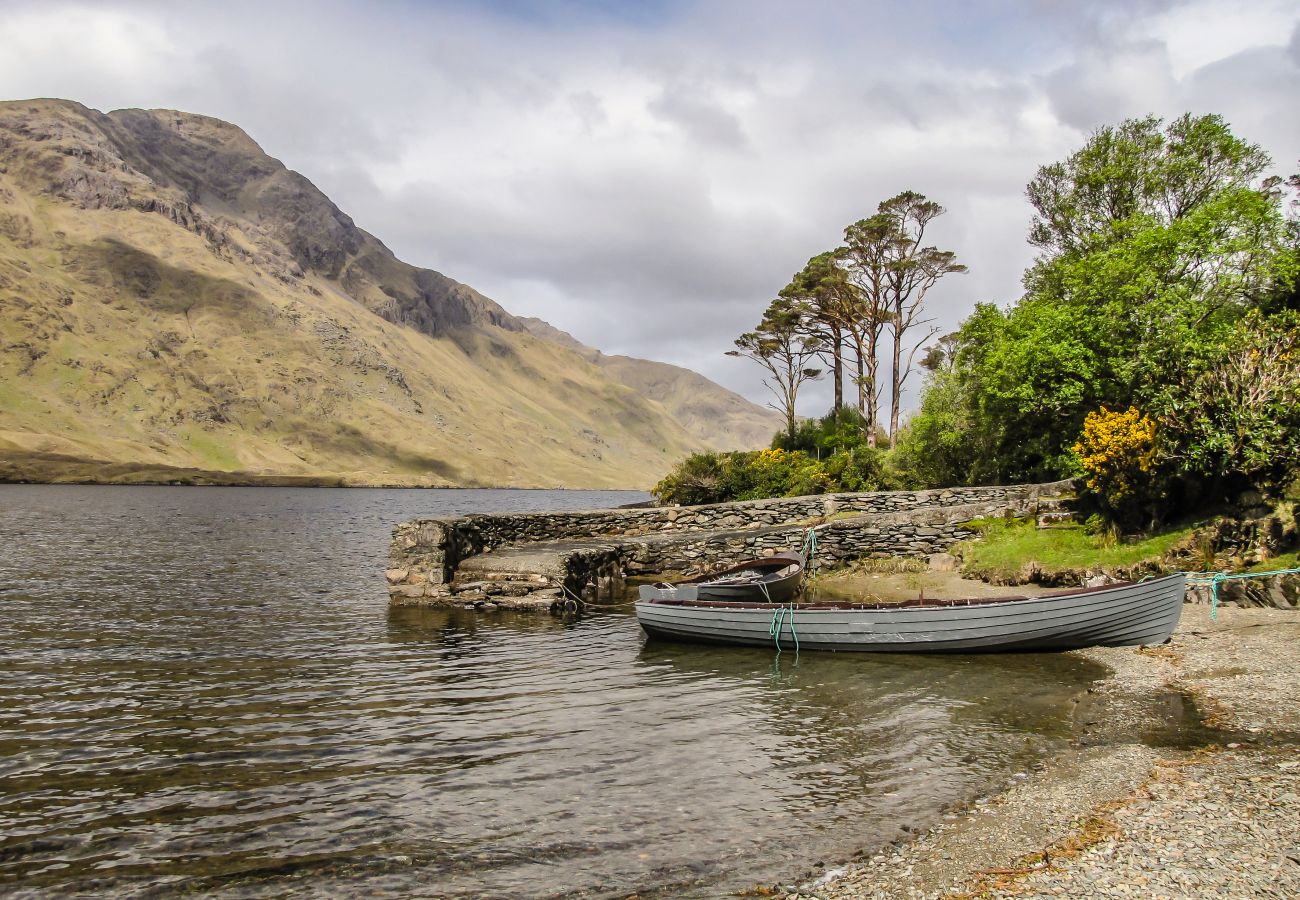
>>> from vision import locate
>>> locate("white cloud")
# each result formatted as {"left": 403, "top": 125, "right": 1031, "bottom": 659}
{"left": 1, "top": 0, "right": 1297, "bottom": 415}
{"left": 1130, "top": 0, "right": 1299, "bottom": 78}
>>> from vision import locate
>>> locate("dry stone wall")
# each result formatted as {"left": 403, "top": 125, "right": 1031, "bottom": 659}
{"left": 388, "top": 481, "right": 1074, "bottom": 608}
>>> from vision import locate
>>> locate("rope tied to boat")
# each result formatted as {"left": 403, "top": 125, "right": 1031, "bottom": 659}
{"left": 769, "top": 601, "right": 799, "bottom": 654}
{"left": 801, "top": 527, "right": 817, "bottom": 570}
{"left": 1182, "top": 566, "right": 1300, "bottom": 620}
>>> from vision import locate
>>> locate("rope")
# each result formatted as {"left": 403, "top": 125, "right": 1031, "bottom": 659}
{"left": 768, "top": 601, "right": 799, "bottom": 654}
{"left": 801, "top": 527, "right": 817, "bottom": 570}
{"left": 559, "top": 583, "right": 586, "bottom": 613}
{"left": 1179, "top": 566, "right": 1300, "bottom": 621}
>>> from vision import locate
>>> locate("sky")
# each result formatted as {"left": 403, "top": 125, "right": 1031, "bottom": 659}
{"left": 2, "top": 0, "right": 1298, "bottom": 415}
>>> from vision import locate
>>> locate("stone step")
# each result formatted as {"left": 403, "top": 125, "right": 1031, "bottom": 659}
{"left": 450, "top": 578, "right": 553, "bottom": 596}
{"left": 1037, "top": 511, "right": 1076, "bottom": 528}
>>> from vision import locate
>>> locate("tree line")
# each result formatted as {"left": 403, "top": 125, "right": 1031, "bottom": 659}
{"left": 663, "top": 112, "right": 1299, "bottom": 523}
{"left": 728, "top": 191, "right": 966, "bottom": 447}
{"left": 903, "top": 113, "right": 1299, "bottom": 526}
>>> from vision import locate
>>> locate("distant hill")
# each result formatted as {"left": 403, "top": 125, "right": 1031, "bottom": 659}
{"left": 516, "top": 318, "right": 780, "bottom": 451}
{"left": 0, "top": 99, "right": 780, "bottom": 487}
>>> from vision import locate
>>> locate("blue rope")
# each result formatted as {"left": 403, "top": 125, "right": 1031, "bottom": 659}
{"left": 801, "top": 527, "right": 817, "bottom": 570}
{"left": 769, "top": 603, "right": 799, "bottom": 654}
{"left": 1182, "top": 566, "right": 1300, "bottom": 621}
{"left": 795, "top": 528, "right": 816, "bottom": 561}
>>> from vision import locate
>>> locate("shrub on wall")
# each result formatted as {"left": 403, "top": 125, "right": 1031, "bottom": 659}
{"left": 652, "top": 446, "right": 896, "bottom": 505}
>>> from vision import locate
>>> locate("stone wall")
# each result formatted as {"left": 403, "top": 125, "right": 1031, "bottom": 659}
{"left": 388, "top": 481, "right": 1074, "bottom": 608}
{"left": 390, "top": 482, "right": 1074, "bottom": 580}
{"left": 457, "top": 482, "right": 1070, "bottom": 545}
{"left": 621, "top": 499, "right": 1029, "bottom": 577}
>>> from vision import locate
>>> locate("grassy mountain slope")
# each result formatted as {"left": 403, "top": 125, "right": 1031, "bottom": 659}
{"left": 517, "top": 317, "right": 782, "bottom": 451}
{"left": 0, "top": 99, "right": 737, "bottom": 487}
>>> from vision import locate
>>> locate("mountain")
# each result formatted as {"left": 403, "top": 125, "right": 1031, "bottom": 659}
{"left": 0, "top": 99, "right": 781, "bottom": 487}
{"left": 516, "top": 318, "right": 780, "bottom": 451}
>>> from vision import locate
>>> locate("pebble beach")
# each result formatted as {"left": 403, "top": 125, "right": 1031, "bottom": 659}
{"left": 778, "top": 603, "right": 1300, "bottom": 900}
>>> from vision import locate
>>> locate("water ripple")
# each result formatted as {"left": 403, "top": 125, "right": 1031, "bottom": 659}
{"left": 0, "top": 485, "right": 1105, "bottom": 897}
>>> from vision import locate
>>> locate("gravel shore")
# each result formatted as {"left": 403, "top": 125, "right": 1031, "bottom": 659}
{"left": 778, "top": 603, "right": 1300, "bottom": 900}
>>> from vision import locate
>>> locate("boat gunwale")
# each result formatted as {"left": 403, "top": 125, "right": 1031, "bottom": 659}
{"left": 679, "top": 551, "right": 804, "bottom": 586}
{"left": 638, "top": 573, "right": 1186, "bottom": 612}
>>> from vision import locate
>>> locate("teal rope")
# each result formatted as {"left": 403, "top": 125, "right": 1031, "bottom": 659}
{"left": 769, "top": 606, "right": 785, "bottom": 649}
{"left": 769, "top": 603, "right": 799, "bottom": 653}
{"left": 768, "top": 526, "right": 818, "bottom": 653}
{"left": 1181, "top": 566, "right": 1300, "bottom": 621}
{"left": 801, "top": 527, "right": 817, "bottom": 567}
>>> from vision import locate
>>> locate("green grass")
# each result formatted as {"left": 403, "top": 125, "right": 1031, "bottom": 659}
{"left": 1244, "top": 549, "right": 1300, "bottom": 573}
{"left": 179, "top": 428, "right": 244, "bottom": 471}
{"left": 958, "top": 518, "right": 1197, "bottom": 582}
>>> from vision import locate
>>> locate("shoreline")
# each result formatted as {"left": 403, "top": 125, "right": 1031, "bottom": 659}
{"left": 0, "top": 463, "right": 651, "bottom": 492}
{"left": 776, "top": 602, "right": 1300, "bottom": 899}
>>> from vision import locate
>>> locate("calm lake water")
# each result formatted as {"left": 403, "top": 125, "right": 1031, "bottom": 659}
{"left": 0, "top": 485, "right": 1106, "bottom": 898}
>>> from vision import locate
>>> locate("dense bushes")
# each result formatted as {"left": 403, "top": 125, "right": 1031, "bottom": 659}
{"left": 897, "top": 115, "right": 1300, "bottom": 526}
{"left": 1072, "top": 406, "right": 1160, "bottom": 529}
{"left": 656, "top": 115, "right": 1299, "bottom": 525}
{"left": 652, "top": 417, "right": 898, "bottom": 507}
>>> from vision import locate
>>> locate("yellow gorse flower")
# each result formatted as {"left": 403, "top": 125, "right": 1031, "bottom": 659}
{"left": 1071, "top": 405, "right": 1158, "bottom": 500}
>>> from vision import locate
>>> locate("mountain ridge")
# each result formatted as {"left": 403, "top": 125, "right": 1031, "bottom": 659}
{"left": 0, "top": 99, "right": 781, "bottom": 487}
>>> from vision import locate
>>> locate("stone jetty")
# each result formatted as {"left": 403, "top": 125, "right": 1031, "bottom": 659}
{"left": 386, "top": 481, "right": 1075, "bottom": 609}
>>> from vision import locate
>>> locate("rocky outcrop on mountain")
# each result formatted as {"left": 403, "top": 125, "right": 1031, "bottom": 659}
{"left": 0, "top": 99, "right": 776, "bottom": 487}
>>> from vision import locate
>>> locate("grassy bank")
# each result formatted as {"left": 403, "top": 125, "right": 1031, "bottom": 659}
{"left": 956, "top": 518, "right": 1197, "bottom": 584}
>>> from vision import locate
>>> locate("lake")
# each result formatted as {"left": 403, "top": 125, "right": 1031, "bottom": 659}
{"left": 0, "top": 485, "right": 1105, "bottom": 897}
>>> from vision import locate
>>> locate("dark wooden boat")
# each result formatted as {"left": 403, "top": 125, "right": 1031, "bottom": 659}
{"left": 636, "top": 574, "right": 1186, "bottom": 652}
{"left": 637, "top": 552, "right": 804, "bottom": 604}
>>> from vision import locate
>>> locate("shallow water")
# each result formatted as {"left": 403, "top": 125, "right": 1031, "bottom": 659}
{"left": 0, "top": 485, "right": 1107, "bottom": 897}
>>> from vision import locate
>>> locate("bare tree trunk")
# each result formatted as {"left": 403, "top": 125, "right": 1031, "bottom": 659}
{"left": 854, "top": 341, "right": 866, "bottom": 414}
{"left": 831, "top": 324, "right": 844, "bottom": 411}
{"left": 889, "top": 312, "right": 903, "bottom": 446}
{"left": 850, "top": 336, "right": 874, "bottom": 447}
{"left": 863, "top": 323, "right": 882, "bottom": 447}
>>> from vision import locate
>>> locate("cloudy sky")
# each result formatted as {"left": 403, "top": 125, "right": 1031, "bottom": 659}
{"left": 3, "top": 0, "right": 1298, "bottom": 414}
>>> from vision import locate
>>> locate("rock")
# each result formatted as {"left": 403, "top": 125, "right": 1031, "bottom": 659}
{"left": 384, "top": 567, "right": 409, "bottom": 584}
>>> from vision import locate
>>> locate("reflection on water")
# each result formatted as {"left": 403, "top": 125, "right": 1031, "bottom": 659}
{"left": 0, "top": 485, "right": 1105, "bottom": 897}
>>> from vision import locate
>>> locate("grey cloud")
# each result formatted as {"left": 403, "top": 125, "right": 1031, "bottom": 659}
{"left": 2, "top": 0, "right": 1296, "bottom": 414}
{"left": 1043, "top": 39, "right": 1177, "bottom": 132}
{"left": 1184, "top": 52, "right": 1300, "bottom": 175}
{"left": 330, "top": 160, "right": 800, "bottom": 311}
{"left": 568, "top": 91, "right": 608, "bottom": 130}
{"left": 647, "top": 83, "right": 750, "bottom": 150}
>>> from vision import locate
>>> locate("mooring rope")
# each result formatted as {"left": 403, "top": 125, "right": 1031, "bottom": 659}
{"left": 1182, "top": 566, "right": 1300, "bottom": 620}
{"left": 768, "top": 601, "right": 799, "bottom": 654}
{"left": 801, "top": 527, "right": 817, "bottom": 565}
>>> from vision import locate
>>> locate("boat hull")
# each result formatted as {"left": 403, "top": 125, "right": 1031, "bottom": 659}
{"left": 636, "top": 574, "right": 1186, "bottom": 652}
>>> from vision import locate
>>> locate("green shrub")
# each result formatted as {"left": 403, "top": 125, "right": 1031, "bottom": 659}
{"left": 653, "top": 445, "right": 895, "bottom": 505}
{"left": 772, "top": 407, "right": 878, "bottom": 456}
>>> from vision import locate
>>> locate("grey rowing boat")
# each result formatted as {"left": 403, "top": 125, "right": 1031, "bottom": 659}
{"left": 637, "top": 552, "right": 804, "bottom": 604}
{"left": 636, "top": 573, "right": 1186, "bottom": 652}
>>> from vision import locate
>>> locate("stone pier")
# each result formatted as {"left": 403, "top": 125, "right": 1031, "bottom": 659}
{"left": 386, "top": 481, "right": 1075, "bottom": 610}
